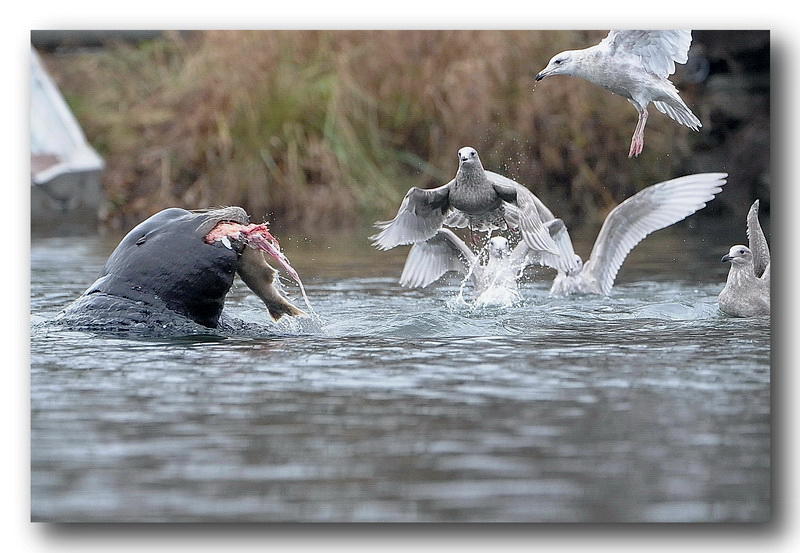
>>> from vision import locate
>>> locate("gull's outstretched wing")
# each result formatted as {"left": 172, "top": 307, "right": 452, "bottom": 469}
{"left": 583, "top": 172, "right": 727, "bottom": 295}
{"left": 509, "top": 218, "right": 581, "bottom": 275}
{"left": 599, "top": 30, "right": 692, "bottom": 78}
{"left": 486, "top": 171, "right": 579, "bottom": 272}
{"left": 746, "top": 199, "right": 770, "bottom": 279}
{"left": 371, "top": 182, "right": 452, "bottom": 250}
{"left": 484, "top": 170, "right": 560, "bottom": 256}
{"left": 399, "top": 228, "right": 477, "bottom": 288}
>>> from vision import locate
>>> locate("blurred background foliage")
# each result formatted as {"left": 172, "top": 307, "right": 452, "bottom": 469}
{"left": 39, "top": 30, "right": 769, "bottom": 234}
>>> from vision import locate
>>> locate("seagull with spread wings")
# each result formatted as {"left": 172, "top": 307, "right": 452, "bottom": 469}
{"left": 399, "top": 173, "right": 727, "bottom": 297}
{"left": 371, "top": 146, "right": 561, "bottom": 262}
{"left": 543, "top": 173, "right": 727, "bottom": 295}
{"left": 535, "top": 30, "right": 701, "bottom": 157}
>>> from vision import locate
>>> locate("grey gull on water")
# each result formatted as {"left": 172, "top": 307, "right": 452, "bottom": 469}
{"left": 718, "top": 200, "right": 770, "bottom": 317}
{"left": 371, "top": 146, "right": 561, "bottom": 260}
{"left": 535, "top": 30, "right": 701, "bottom": 157}
{"left": 400, "top": 173, "right": 727, "bottom": 297}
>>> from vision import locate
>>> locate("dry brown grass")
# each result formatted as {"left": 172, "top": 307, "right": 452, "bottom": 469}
{"left": 46, "top": 30, "right": 701, "bottom": 232}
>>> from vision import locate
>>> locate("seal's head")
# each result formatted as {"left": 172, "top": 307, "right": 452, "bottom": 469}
{"left": 84, "top": 207, "right": 249, "bottom": 327}
{"left": 535, "top": 50, "right": 579, "bottom": 81}
{"left": 722, "top": 245, "right": 753, "bottom": 266}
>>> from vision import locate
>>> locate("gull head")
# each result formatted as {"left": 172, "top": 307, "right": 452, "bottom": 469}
{"left": 566, "top": 254, "right": 583, "bottom": 276}
{"left": 535, "top": 50, "right": 579, "bottom": 81}
{"left": 721, "top": 245, "right": 753, "bottom": 265}
{"left": 457, "top": 146, "right": 481, "bottom": 167}
{"left": 487, "top": 236, "right": 511, "bottom": 259}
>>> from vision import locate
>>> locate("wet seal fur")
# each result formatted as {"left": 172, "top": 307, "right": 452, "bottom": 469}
{"left": 57, "top": 207, "right": 303, "bottom": 333}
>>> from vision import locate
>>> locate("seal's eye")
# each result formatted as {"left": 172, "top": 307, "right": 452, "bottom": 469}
{"left": 470, "top": 151, "right": 476, "bottom": 157}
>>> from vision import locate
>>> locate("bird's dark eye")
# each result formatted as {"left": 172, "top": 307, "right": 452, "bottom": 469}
{"left": 555, "top": 59, "right": 563, "bottom": 65}
{"left": 470, "top": 151, "right": 476, "bottom": 157}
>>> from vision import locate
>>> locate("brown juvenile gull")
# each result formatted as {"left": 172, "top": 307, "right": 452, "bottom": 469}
{"left": 403, "top": 173, "right": 726, "bottom": 297}
{"left": 371, "top": 146, "right": 560, "bottom": 258}
{"left": 535, "top": 30, "right": 701, "bottom": 157}
{"left": 718, "top": 200, "right": 770, "bottom": 317}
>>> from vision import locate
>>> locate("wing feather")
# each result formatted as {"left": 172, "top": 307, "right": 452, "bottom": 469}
{"left": 583, "top": 173, "right": 727, "bottom": 295}
{"left": 484, "top": 171, "right": 560, "bottom": 255}
{"left": 371, "top": 182, "right": 452, "bottom": 250}
{"left": 443, "top": 209, "right": 470, "bottom": 229}
{"left": 486, "top": 171, "right": 581, "bottom": 272}
{"left": 746, "top": 199, "right": 770, "bottom": 278}
{"left": 599, "top": 30, "right": 692, "bottom": 78}
{"left": 399, "top": 228, "right": 477, "bottom": 288}
{"left": 509, "top": 218, "right": 581, "bottom": 275}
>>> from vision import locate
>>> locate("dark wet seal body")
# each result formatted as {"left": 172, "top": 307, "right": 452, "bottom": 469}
{"left": 57, "top": 207, "right": 302, "bottom": 334}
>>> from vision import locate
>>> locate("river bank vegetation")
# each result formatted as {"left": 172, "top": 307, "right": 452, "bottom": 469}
{"left": 42, "top": 30, "right": 769, "bottom": 233}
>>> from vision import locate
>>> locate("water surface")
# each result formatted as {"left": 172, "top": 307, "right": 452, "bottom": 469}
{"left": 30, "top": 223, "right": 770, "bottom": 522}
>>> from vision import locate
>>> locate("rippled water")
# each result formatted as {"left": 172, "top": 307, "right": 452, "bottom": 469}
{"left": 30, "top": 223, "right": 771, "bottom": 522}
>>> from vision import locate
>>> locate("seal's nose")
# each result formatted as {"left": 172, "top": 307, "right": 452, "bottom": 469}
{"left": 721, "top": 254, "right": 732, "bottom": 262}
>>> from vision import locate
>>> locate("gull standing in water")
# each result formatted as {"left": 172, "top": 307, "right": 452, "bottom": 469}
{"left": 371, "top": 147, "right": 561, "bottom": 260}
{"left": 400, "top": 173, "right": 727, "bottom": 298}
{"left": 719, "top": 200, "right": 770, "bottom": 317}
{"left": 535, "top": 30, "right": 701, "bottom": 157}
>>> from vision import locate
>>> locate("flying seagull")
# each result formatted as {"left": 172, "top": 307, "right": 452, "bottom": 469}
{"left": 399, "top": 173, "right": 727, "bottom": 297}
{"left": 371, "top": 147, "right": 561, "bottom": 260}
{"left": 535, "top": 30, "right": 701, "bottom": 157}
{"left": 718, "top": 200, "right": 770, "bottom": 317}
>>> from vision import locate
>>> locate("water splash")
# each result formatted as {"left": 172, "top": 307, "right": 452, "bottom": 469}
{"left": 242, "top": 228, "right": 315, "bottom": 313}
{"left": 206, "top": 222, "right": 316, "bottom": 316}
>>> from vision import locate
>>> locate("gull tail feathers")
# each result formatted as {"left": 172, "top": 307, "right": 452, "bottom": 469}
{"left": 653, "top": 97, "right": 701, "bottom": 130}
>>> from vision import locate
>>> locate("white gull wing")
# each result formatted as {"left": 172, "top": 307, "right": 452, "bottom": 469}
{"left": 508, "top": 218, "right": 581, "bottom": 275}
{"left": 746, "top": 199, "right": 770, "bottom": 278}
{"left": 539, "top": 218, "right": 579, "bottom": 271}
{"left": 399, "top": 228, "right": 478, "bottom": 288}
{"left": 483, "top": 170, "right": 560, "bottom": 256}
{"left": 598, "top": 30, "right": 692, "bottom": 78}
{"left": 583, "top": 172, "right": 727, "bottom": 295}
{"left": 371, "top": 181, "right": 452, "bottom": 250}
{"left": 486, "top": 171, "right": 579, "bottom": 272}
